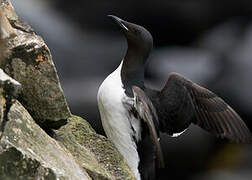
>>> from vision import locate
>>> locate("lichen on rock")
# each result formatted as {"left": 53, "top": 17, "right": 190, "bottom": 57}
{"left": 0, "top": 1, "right": 71, "bottom": 129}
{"left": 0, "top": 68, "right": 91, "bottom": 180}
{"left": 0, "top": 147, "right": 56, "bottom": 180}
{"left": 56, "top": 115, "right": 136, "bottom": 180}
{"left": 0, "top": 100, "right": 91, "bottom": 180}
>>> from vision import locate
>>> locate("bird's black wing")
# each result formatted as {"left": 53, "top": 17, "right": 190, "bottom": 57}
{"left": 132, "top": 86, "right": 165, "bottom": 168}
{"left": 160, "top": 72, "right": 251, "bottom": 143}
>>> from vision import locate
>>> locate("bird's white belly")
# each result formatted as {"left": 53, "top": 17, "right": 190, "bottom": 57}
{"left": 97, "top": 62, "right": 141, "bottom": 180}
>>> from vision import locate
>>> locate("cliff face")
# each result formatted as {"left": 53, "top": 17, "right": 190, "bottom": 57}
{"left": 0, "top": 1, "right": 135, "bottom": 179}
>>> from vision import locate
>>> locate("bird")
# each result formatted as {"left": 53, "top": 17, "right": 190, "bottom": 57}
{"left": 97, "top": 15, "right": 252, "bottom": 180}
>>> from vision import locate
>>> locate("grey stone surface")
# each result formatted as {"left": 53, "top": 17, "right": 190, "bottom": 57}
{"left": 0, "top": 0, "right": 71, "bottom": 129}
{"left": 0, "top": 100, "right": 91, "bottom": 180}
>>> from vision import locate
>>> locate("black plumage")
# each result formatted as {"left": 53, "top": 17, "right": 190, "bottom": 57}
{"left": 142, "top": 72, "right": 252, "bottom": 143}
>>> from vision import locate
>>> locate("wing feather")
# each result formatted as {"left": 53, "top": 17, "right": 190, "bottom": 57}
{"left": 132, "top": 86, "right": 165, "bottom": 168}
{"left": 161, "top": 72, "right": 251, "bottom": 143}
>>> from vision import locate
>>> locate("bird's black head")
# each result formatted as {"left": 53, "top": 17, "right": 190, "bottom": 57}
{"left": 108, "top": 15, "right": 153, "bottom": 97}
{"left": 108, "top": 15, "right": 153, "bottom": 59}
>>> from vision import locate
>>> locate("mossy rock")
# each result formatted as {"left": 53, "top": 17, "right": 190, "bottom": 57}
{"left": 0, "top": 101, "right": 90, "bottom": 180}
{"left": 0, "top": 147, "right": 56, "bottom": 180}
{"left": 56, "top": 115, "right": 136, "bottom": 180}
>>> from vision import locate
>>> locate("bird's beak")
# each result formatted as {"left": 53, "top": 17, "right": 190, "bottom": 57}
{"left": 107, "top": 15, "right": 129, "bottom": 32}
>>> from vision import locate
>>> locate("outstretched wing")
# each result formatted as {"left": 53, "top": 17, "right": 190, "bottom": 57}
{"left": 132, "top": 86, "right": 165, "bottom": 168}
{"left": 160, "top": 72, "right": 251, "bottom": 143}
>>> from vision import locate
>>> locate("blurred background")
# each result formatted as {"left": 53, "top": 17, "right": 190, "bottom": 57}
{"left": 12, "top": 0, "right": 252, "bottom": 179}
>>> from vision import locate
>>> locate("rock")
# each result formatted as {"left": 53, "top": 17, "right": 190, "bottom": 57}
{"left": 0, "top": 0, "right": 71, "bottom": 129}
{"left": 0, "top": 0, "right": 18, "bottom": 21}
{"left": 0, "top": 67, "right": 22, "bottom": 138}
{"left": 0, "top": 85, "right": 5, "bottom": 134}
{"left": 55, "top": 115, "right": 136, "bottom": 180}
{"left": 0, "top": 67, "right": 90, "bottom": 180}
{"left": 0, "top": 1, "right": 136, "bottom": 179}
{"left": 0, "top": 99, "right": 91, "bottom": 180}
{"left": 0, "top": 147, "right": 57, "bottom": 180}
{"left": 0, "top": 68, "right": 21, "bottom": 98}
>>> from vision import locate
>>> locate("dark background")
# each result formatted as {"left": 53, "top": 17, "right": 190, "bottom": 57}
{"left": 13, "top": 0, "right": 252, "bottom": 179}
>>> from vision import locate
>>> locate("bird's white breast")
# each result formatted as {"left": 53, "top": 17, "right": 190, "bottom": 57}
{"left": 97, "top": 61, "right": 141, "bottom": 180}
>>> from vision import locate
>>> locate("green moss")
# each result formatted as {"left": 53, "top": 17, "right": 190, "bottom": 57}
{"left": 56, "top": 115, "right": 135, "bottom": 180}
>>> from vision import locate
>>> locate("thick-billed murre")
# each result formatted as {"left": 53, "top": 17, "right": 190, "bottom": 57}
{"left": 97, "top": 15, "right": 252, "bottom": 180}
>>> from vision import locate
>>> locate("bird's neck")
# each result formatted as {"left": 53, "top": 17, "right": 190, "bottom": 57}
{"left": 121, "top": 46, "right": 149, "bottom": 97}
